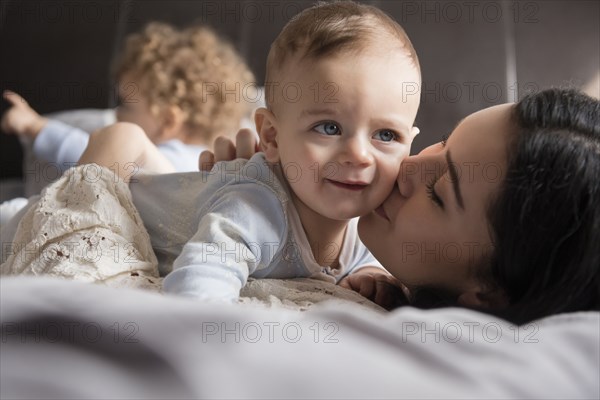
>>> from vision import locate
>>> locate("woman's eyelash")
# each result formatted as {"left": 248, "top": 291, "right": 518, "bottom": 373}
{"left": 441, "top": 134, "right": 449, "bottom": 147}
{"left": 426, "top": 177, "right": 444, "bottom": 209}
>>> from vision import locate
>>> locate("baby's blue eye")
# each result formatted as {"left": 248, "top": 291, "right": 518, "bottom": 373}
{"left": 314, "top": 122, "right": 340, "bottom": 136}
{"left": 374, "top": 129, "right": 398, "bottom": 142}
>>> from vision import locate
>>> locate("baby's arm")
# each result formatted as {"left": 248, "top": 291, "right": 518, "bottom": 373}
{"left": 163, "top": 181, "right": 285, "bottom": 302}
{"left": 2, "top": 91, "right": 106, "bottom": 174}
{"left": 339, "top": 268, "right": 410, "bottom": 310}
{"left": 33, "top": 120, "right": 93, "bottom": 173}
{"left": 1, "top": 91, "right": 48, "bottom": 139}
{"left": 78, "top": 122, "right": 175, "bottom": 181}
{"left": 338, "top": 224, "right": 410, "bottom": 309}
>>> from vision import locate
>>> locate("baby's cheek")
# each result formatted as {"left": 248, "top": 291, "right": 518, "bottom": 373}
{"left": 397, "top": 147, "right": 412, "bottom": 168}
{"left": 368, "top": 174, "right": 396, "bottom": 210}
{"left": 381, "top": 158, "right": 403, "bottom": 188}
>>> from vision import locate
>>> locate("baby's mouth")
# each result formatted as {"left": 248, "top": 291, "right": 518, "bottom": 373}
{"left": 326, "top": 179, "right": 368, "bottom": 191}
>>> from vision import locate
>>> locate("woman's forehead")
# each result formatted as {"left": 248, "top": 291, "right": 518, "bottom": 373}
{"left": 448, "top": 104, "right": 513, "bottom": 212}
{"left": 451, "top": 104, "right": 513, "bottom": 163}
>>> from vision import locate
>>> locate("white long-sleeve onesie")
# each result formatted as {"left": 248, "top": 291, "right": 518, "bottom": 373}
{"left": 34, "top": 120, "right": 206, "bottom": 173}
{"left": 129, "top": 153, "right": 384, "bottom": 302}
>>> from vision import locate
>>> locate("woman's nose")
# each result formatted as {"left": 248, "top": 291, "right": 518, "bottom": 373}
{"left": 397, "top": 156, "right": 420, "bottom": 198}
{"left": 399, "top": 152, "right": 444, "bottom": 198}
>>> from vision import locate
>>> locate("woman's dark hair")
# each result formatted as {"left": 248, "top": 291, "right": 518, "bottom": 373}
{"left": 485, "top": 88, "right": 600, "bottom": 324}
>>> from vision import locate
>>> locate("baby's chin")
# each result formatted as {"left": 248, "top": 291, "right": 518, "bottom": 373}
{"left": 319, "top": 206, "right": 375, "bottom": 221}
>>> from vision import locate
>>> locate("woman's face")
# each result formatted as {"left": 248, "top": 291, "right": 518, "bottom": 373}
{"left": 358, "top": 103, "right": 514, "bottom": 297}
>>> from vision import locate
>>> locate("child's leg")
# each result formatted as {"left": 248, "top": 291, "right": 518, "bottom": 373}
{"left": 78, "top": 122, "right": 176, "bottom": 182}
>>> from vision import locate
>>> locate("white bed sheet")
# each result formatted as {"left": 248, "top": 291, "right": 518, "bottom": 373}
{"left": 1, "top": 276, "right": 598, "bottom": 399}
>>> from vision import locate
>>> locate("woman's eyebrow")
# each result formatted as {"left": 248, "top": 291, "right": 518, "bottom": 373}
{"left": 446, "top": 150, "right": 465, "bottom": 210}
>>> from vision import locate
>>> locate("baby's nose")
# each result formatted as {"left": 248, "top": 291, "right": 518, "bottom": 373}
{"left": 339, "top": 137, "right": 373, "bottom": 166}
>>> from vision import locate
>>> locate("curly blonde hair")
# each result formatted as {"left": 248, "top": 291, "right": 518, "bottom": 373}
{"left": 112, "top": 22, "right": 256, "bottom": 143}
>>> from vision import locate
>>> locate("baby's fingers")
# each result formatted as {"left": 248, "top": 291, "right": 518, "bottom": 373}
{"left": 235, "top": 128, "right": 259, "bottom": 160}
{"left": 338, "top": 277, "right": 352, "bottom": 290}
{"left": 357, "top": 277, "right": 376, "bottom": 300}
{"left": 374, "top": 280, "right": 410, "bottom": 310}
{"left": 199, "top": 150, "right": 215, "bottom": 171}
{"left": 3, "top": 90, "right": 28, "bottom": 107}
{"left": 213, "top": 136, "right": 236, "bottom": 163}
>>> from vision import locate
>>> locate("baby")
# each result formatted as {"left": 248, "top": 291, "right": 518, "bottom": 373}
{"left": 3, "top": 1, "right": 422, "bottom": 306}
{"left": 149, "top": 1, "right": 420, "bottom": 302}
{"left": 1, "top": 22, "right": 255, "bottom": 174}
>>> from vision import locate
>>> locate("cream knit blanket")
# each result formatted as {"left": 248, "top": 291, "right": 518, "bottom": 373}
{"left": 1, "top": 164, "right": 382, "bottom": 312}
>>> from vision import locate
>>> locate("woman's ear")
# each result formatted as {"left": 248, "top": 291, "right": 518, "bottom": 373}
{"left": 457, "top": 286, "right": 509, "bottom": 309}
{"left": 254, "top": 107, "right": 279, "bottom": 162}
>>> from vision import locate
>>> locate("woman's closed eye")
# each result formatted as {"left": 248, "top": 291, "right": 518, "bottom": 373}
{"left": 313, "top": 122, "right": 340, "bottom": 136}
{"left": 426, "top": 176, "right": 444, "bottom": 209}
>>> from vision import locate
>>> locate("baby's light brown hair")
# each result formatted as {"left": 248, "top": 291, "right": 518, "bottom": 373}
{"left": 265, "top": 1, "right": 420, "bottom": 109}
{"left": 113, "top": 22, "right": 256, "bottom": 143}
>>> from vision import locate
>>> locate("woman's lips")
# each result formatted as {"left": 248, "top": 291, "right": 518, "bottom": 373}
{"left": 326, "top": 179, "right": 368, "bottom": 191}
{"left": 374, "top": 204, "right": 389, "bottom": 221}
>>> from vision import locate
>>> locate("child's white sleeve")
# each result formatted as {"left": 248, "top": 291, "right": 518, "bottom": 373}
{"left": 339, "top": 220, "right": 387, "bottom": 280}
{"left": 33, "top": 120, "right": 89, "bottom": 173}
{"left": 346, "top": 250, "right": 386, "bottom": 276}
{"left": 162, "top": 183, "right": 286, "bottom": 302}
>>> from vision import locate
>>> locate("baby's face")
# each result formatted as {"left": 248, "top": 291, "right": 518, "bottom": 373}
{"left": 266, "top": 51, "right": 421, "bottom": 221}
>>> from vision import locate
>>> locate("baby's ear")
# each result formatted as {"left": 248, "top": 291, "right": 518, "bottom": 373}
{"left": 160, "top": 105, "right": 187, "bottom": 141}
{"left": 254, "top": 107, "right": 279, "bottom": 162}
{"left": 410, "top": 126, "right": 420, "bottom": 138}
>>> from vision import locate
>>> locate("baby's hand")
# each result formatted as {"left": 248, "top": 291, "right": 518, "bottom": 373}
{"left": 338, "top": 267, "right": 410, "bottom": 310}
{"left": 1, "top": 90, "right": 48, "bottom": 139}
{"left": 199, "top": 128, "right": 259, "bottom": 171}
